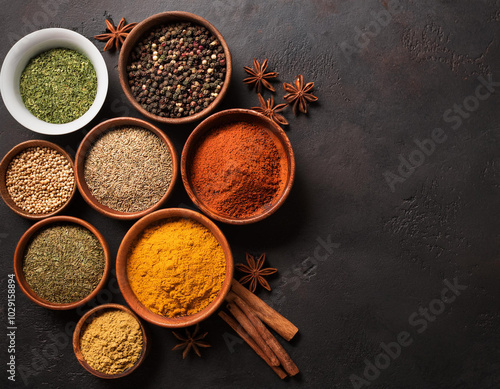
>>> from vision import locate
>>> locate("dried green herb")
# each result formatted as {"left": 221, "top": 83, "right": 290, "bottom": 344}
{"left": 19, "top": 48, "right": 97, "bottom": 124}
{"left": 23, "top": 223, "right": 105, "bottom": 304}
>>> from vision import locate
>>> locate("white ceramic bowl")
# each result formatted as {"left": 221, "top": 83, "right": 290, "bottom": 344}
{"left": 0, "top": 28, "right": 108, "bottom": 135}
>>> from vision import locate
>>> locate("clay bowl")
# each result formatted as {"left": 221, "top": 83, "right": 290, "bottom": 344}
{"left": 116, "top": 208, "right": 234, "bottom": 328}
{"left": 118, "top": 11, "right": 232, "bottom": 125}
{"left": 0, "top": 140, "right": 76, "bottom": 220}
{"left": 13, "top": 216, "right": 110, "bottom": 310}
{"left": 181, "top": 109, "right": 296, "bottom": 225}
{"left": 74, "top": 117, "right": 178, "bottom": 220}
{"left": 73, "top": 303, "right": 148, "bottom": 379}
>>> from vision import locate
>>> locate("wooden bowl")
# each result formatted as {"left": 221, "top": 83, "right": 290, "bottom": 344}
{"left": 73, "top": 303, "right": 148, "bottom": 379}
{"left": 0, "top": 140, "right": 76, "bottom": 220}
{"left": 118, "top": 11, "right": 232, "bottom": 125}
{"left": 74, "top": 117, "right": 178, "bottom": 220}
{"left": 13, "top": 216, "right": 110, "bottom": 310}
{"left": 181, "top": 109, "right": 296, "bottom": 224}
{"left": 116, "top": 208, "right": 234, "bottom": 328}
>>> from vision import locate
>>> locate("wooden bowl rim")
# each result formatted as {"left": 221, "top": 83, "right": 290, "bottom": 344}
{"left": 180, "top": 108, "right": 296, "bottom": 225}
{"left": 72, "top": 303, "right": 148, "bottom": 379}
{"left": 13, "top": 215, "right": 111, "bottom": 310}
{"left": 118, "top": 11, "right": 232, "bottom": 125}
{"left": 116, "top": 208, "right": 234, "bottom": 328}
{"left": 74, "top": 116, "right": 179, "bottom": 220}
{"left": 0, "top": 140, "right": 77, "bottom": 220}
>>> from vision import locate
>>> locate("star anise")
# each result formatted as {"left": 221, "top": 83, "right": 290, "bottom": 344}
{"left": 94, "top": 17, "right": 137, "bottom": 51}
{"left": 252, "top": 93, "right": 288, "bottom": 126}
{"left": 243, "top": 59, "right": 279, "bottom": 93}
{"left": 283, "top": 74, "right": 318, "bottom": 115}
{"left": 172, "top": 324, "right": 211, "bottom": 359}
{"left": 236, "top": 253, "right": 277, "bottom": 293}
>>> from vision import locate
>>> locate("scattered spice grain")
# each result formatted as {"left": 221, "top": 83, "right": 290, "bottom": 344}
{"left": 23, "top": 223, "right": 105, "bottom": 304}
{"left": 84, "top": 126, "right": 173, "bottom": 213}
{"left": 20, "top": 48, "right": 97, "bottom": 124}
{"left": 80, "top": 309, "right": 143, "bottom": 374}
{"left": 6, "top": 146, "right": 74, "bottom": 215}
{"left": 127, "top": 22, "right": 226, "bottom": 118}
{"left": 126, "top": 217, "right": 226, "bottom": 317}
{"left": 189, "top": 121, "right": 287, "bottom": 219}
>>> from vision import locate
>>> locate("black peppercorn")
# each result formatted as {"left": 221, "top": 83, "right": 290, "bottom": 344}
{"left": 127, "top": 21, "right": 226, "bottom": 118}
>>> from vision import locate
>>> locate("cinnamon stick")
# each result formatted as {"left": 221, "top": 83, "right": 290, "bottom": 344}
{"left": 229, "top": 292, "right": 300, "bottom": 376}
{"left": 231, "top": 279, "right": 298, "bottom": 341}
{"left": 218, "top": 311, "right": 287, "bottom": 379}
{"left": 227, "top": 302, "right": 280, "bottom": 366}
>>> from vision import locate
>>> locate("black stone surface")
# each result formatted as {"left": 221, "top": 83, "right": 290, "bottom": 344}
{"left": 1, "top": 1, "right": 500, "bottom": 388}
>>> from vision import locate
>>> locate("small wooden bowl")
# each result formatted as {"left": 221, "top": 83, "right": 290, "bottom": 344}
{"left": 74, "top": 117, "right": 178, "bottom": 220}
{"left": 181, "top": 109, "right": 296, "bottom": 224}
{"left": 73, "top": 303, "right": 148, "bottom": 379}
{"left": 116, "top": 208, "right": 234, "bottom": 328}
{"left": 118, "top": 11, "right": 232, "bottom": 125}
{"left": 13, "top": 216, "right": 110, "bottom": 310}
{"left": 0, "top": 140, "right": 76, "bottom": 220}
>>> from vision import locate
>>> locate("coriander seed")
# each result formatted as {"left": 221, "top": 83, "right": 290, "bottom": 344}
{"left": 5, "top": 146, "right": 75, "bottom": 215}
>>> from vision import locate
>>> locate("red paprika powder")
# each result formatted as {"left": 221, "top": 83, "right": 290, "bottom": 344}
{"left": 189, "top": 120, "right": 286, "bottom": 219}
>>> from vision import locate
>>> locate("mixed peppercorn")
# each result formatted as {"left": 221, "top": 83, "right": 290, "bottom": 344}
{"left": 127, "top": 22, "right": 226, "bottom": 118}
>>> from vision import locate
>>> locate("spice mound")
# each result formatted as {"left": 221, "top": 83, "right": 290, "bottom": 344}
{"left": 84, "top": 126, "right": 173, "bottom": 213}
{"left": 80, "top": 309, "right": 143, "bottom": 375}
{"left": 23, "top": 223, "right": 105, "bottom": 304}
{"left": 127, "top": 22, "right": 226, "bottom": 118}
{"left": 6, "top": 146, "right": 74, "bottom": 215}
{"left": 20, "top": 48, "right": 97, "bottom": 124}
{"left": 189, "top": 121, "right": 287, "bottom": 219}
{"left": 126, "top": 218, "right": 226, "bottom": 317}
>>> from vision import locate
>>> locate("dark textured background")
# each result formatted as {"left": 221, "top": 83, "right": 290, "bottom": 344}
{"left": 1, "top": 0, "right": 500, "bottom": 388}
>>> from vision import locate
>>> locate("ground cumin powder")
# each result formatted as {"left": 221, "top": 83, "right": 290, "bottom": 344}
{"left": 126, "top": 218, "right": 226, "bottom": 317}
{"left": 189, "top": 120, "right": 286, "bottom": 218}
{"left": 79, "top": 309, "right": 143, "bottom": 375}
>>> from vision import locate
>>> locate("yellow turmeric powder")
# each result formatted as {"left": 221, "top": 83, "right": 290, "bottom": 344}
{"left": 126, "top": 217, "right": 226, "bottom": 317}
